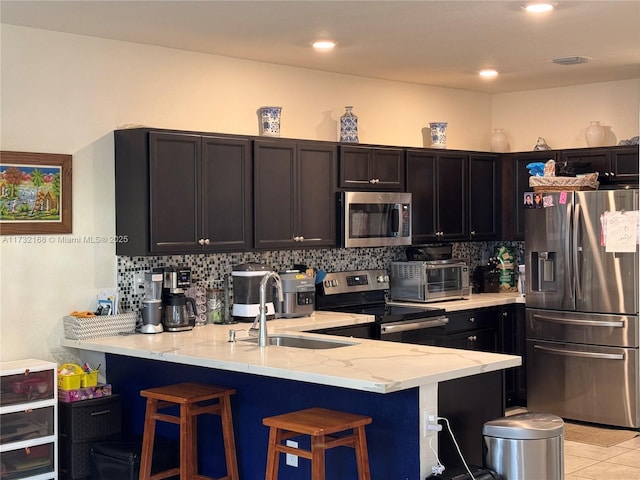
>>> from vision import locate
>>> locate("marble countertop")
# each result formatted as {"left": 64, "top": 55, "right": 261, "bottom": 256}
{"left": 61, "top": 308, "right": 521, "bottom": 394}
{"left": 389, "top": 292, "right": 525, "bottom": 312}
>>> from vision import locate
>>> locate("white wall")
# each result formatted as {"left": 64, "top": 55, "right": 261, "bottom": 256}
{"left": 0, "top": 24, "right": 638, "bottom": 363}
{"left": 492, "top": 79, "right": 640, "bottom": 151}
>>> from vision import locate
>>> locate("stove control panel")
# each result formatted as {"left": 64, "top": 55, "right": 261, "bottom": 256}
{"left": 320, "top": 269, "right": 389, "bottom": 295}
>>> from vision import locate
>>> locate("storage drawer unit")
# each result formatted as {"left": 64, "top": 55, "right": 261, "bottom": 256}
{"left": 58, "top": 395, "right": 121, "bottom": 479}
{"left": 0, "top": 358, "right": 58, "bottom": 480}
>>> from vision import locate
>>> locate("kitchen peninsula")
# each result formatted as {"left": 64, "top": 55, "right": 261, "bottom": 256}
{"left": 62, "top": 309, "right": 521, "bottom": 479}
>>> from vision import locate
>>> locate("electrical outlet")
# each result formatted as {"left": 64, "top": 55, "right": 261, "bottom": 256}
{"left": 285, "top": 440, "right": 298, "bottom": 467}
{"left": 424, "top": 409, "right": 440, "bottom": 437}
{"left": 133, "top": 272, "right": 145, "bottom": 292}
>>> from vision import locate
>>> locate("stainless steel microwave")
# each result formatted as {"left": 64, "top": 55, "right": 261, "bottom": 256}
{"left": 338, "top": 191, "right": 412, "bottom": 248}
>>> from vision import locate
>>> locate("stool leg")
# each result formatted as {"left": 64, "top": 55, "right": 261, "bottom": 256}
{"left": 139, "top": 398, "right": 158, "bottom": 480}
{"left": 265, "top": 427, "right": 280, "bottom": 480}
{"left": 311, "top": 435, "right": 325, "bottom": 480}
{"left": 220, "top": 396, "right": 239, "bottom": 480}
{"left": 181, "top": 403, "right": 195, "bottom": 479}
{"left": 354, "top": 426, "right": 371, "bottom": 480}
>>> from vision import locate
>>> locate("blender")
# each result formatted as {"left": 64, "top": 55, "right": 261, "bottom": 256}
{"left": 140, "top": 272, "right": 163, "bottom": 334}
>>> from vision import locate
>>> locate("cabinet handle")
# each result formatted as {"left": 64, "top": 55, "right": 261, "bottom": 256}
{"left": 467, "top": 335, "right": 477, "bottom": 341}
{"left": 609, "top": 171, "right": 615, "bottom": 177}
{"left": 470, "top": 231, "right": 476, "bottom": 236}
{"left": 204, "top": 238, "right": 210, "bottom": 245}
{"left": 298, "top": 236, "right": 304, "bottom": 242}
{"left": 369, "top": 178, "right": 380, "bottom": 184}
{"left": 198, "top": 238, "right": 205, "bottom": 245}
{"left": 469, "top": 317, "right": 475, "bottom": 323}
{"left": 502, "top": 311, "right": 508, "bottom": 317}
{"left": 91, "top": 409, "right": 112, "bottom": 416}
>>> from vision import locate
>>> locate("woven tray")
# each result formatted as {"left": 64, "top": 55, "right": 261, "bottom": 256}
{"left": 529, "top": 173, "right": 599, "bottom": 192}
{"left": 63, "top": 313, "right": 137, "bottom": 340}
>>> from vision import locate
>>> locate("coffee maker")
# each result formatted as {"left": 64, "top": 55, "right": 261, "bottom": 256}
{"left": 155, "top": 266, "right": 196, "bottom": 331}
{"left": 140, "top": 272, "right": 163, "bottom": 334}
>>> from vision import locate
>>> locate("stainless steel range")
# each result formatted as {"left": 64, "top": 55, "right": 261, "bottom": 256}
{"left": 315, "top": 269, "right": 448, "bottom": 342}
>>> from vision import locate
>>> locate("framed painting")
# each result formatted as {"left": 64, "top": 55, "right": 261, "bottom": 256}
{"left": 0, "top": 151, "right": 72, "bottom": 235}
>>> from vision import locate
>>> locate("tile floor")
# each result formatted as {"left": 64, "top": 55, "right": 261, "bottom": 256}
{"left": 505, "top": 408, "right": 640, "bottom": 479}
{"left": 564, "top": 434, "right": 640, "bottom": 480}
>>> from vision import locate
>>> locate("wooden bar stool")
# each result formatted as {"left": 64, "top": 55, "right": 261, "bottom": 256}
{"left": 139, "top": 382, "right": 239, "bottom": 480}
{"left": 263, "top": 407, "right": 372, "bottom": 480}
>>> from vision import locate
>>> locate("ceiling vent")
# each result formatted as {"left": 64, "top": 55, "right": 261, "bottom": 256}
{"left": 551, "top": 56, "right": 591, "bottom": 66}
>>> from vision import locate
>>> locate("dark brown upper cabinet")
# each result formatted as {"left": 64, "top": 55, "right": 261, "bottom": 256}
{"left": 339, "top": 145, "right": 405, "bottom": 191}
{"left": 114, "top": 129, "right": 252, "bottom": 255}
{"left": 406, "top": 149, "right": 467, "bottom": 243}
{"left": 468, "top": 153, "right": 501, "bottom": 241}
{"left": 253, "top": 139, "right": 337, "bottom": 250}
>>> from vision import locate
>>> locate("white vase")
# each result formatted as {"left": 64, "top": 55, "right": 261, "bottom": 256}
{"left": 429, "top": 122, "right": 448, "bottom": 148}
{"left": 490, "top": 128, "right": 509, "bottom": 153}
{"left": 259, "top": 106, "right": 282, "bottom": 137}
{"left": 585, "top": 121, "right": 605, "bottom": 147}
{"left": 340, "top": 106, "right": 359, "bottom": 143}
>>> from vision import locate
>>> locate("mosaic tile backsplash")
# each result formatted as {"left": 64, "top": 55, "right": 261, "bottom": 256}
{"left": 117, "top": 241, "right": 524, "bottom": 313}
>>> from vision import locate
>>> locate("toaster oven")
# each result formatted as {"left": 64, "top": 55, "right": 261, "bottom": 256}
{"left": 389, "top": 260, "right": 470, "bottom": 303}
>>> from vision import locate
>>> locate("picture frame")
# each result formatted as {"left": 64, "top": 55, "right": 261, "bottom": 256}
{"left": 0, "top": 151, "right": 73, "bottom": 235}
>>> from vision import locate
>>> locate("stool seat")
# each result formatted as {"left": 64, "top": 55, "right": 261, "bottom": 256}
{"left": 140, "top": 382, "right": 238, "bottom": 480}
{"left": 263, "top": 407, "right": 372, "bottom": 480}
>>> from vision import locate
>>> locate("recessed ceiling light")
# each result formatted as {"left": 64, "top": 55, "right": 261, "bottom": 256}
{"left": 312, "top": 40, "right": 336, "bottom": 51}
{"left": 523, "top": 2, "right": 555, "bottom": 13}
{"left": 479, "top": 69, "right": 499, "bottom": 78}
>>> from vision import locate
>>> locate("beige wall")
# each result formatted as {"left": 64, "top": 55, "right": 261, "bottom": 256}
{"left": 0, "top": 24, "right": 638, "bottom": 363}
{"left": 492, "top": 79, "right": 640, "bottom": 151}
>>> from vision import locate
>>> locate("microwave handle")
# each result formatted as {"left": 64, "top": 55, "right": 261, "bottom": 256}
{"left": 392, "top": 204, "right": 400, "bottom": 235}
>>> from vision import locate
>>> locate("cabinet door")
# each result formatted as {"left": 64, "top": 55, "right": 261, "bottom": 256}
{"left": 560, "top": 148, "right": 610, "bottom": 179}
{"left": 149, "top": 132, "right": 202, "bottom": 253}
{"left": 201, "top": 136, "right": 253, "bottom": 251}
{"left": 297, "top": 142, "right": 337, "bottom": 247}
{"left": 339, "top": 146, "right": 372, "bottom": 189}
{"left": 372, "top": 148, "right": 405, "bottom": 190}
{"left": 253, "top": 140, "right": 296, "bottom": 249}
{"left": 436, "top": 152, "right": 467, "bottom": 240}
{"left": 406, "top": 150, "right": 438, "bottom": 243}
{"left": 610, "top": 145, "right": 639, "bottom": 183}
{"left": 468, "top": 153, "right": 500, "bottom": 240}
{"left": 504, "top": 151, "right": 558, "bottom": 241}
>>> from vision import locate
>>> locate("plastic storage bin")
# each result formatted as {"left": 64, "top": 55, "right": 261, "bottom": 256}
{"left": 483, "top": 412, "right": 564, "bottom": 480}
{"left": 90, "top": 439, "right": 179, "bottom": 480}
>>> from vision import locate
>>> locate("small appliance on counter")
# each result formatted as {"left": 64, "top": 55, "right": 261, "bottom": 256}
{"left": 232, "top": 263, "right": 276, "bottom": 322}
{"left": 139, "top": 271, "right": 163, "bottom": 334}
{"left": 389, "top": 259, "right": 470, "bottom": 303}
{"left": 154, "top": 266, "right": 196, "bottom": 331}
{"left": 279, "top": 269, "right": 315, "bottom": 318}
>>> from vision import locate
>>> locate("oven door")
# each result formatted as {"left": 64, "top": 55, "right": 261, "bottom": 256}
{"left": 379, "top": 316, "right": 449, "bottom": 343}
{"left": 339, "top": 191, "right": 412, "bottom": 247}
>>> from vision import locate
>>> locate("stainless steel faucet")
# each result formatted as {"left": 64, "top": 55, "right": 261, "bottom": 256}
{"left": 249, "top": 271, "right": 283, "bottom": 347}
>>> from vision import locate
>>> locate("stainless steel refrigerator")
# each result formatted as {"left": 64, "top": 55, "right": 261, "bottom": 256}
{"left": 525, "top": 190, "right": 639, "bottom": 428}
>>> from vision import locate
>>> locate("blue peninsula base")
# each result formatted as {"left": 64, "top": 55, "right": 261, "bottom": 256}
{"left": 106, "top": 354, "right": 423, "bottom": 479}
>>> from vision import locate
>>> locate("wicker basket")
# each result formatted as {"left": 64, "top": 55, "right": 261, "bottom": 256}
{"left": 529, "top": 173, "right": 599, "bottom": 192}
{"left": 63, "top": 313, "right": 137, "bottom": 340}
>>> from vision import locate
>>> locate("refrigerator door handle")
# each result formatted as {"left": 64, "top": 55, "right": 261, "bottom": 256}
{"left": 573, "top": 201, "right": 582, "bottom": 301}
{"left": 532, "top": 314, "right": 625, "bottom": 328}
{"left": 534, "top": 344, "right": 625, "bottom": 361}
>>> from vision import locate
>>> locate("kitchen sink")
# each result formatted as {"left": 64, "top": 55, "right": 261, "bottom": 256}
{"left": 241, "top": 334, "right": 358, "bottom": 349}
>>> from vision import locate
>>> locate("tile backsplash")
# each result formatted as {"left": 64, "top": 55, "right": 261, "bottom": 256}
{"left": 117, "top": 241, "right": 523, "bottom": 313}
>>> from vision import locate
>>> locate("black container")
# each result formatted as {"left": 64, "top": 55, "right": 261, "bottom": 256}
{"left": 90, "top": 439, "right": 179, "bottom": 480}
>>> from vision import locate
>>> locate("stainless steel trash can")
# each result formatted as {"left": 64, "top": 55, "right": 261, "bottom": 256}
{"left": 483, "top": 413, "right": 564, "bottom": 480}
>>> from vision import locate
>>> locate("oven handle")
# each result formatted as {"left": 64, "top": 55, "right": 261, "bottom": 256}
{"left": 534, "top": 345, "right": 625, "bottom": 360}
{"left": 380, "top": 316, "right": 448, "bottom": 334}
{"left": 532, "top": 314, "right": 624, "bottom": 328}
